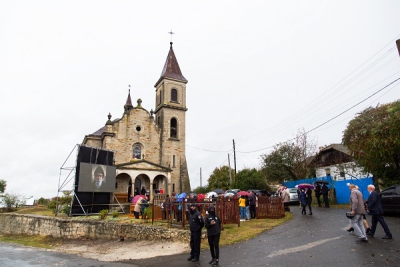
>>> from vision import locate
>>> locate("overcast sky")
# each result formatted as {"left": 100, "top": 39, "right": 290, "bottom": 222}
{"left": 1, "top": 1, "right": 400, "bottom": 199}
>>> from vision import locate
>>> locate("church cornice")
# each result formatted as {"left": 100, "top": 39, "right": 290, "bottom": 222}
{"left": 154, "top": 103, "right": 188, "bottom": 114}
{"left": 116, "top": 159, "right": 172, "bottom": 172}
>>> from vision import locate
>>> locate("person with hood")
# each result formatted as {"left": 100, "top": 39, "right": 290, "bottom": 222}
{"left": 205, "top": 205, "right": 221, "bottom": 266}
{"left": 187, "top": 203, "right": 204, "bottom": 262}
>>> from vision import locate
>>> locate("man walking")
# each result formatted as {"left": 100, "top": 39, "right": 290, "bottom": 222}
{"left": 187, "top": 203, "right": 204, "bottom": 262}
{"left": 321, "top": 183, "right": 330, "bottom": 208}
{"left": 314, "top": 183, "right": 322, "bottom": 207}
{"left": 366, "top": 185, "right": 393, "bottom": 239}
{"left": 349, "top": 184, "right": 368, "bottom": 243}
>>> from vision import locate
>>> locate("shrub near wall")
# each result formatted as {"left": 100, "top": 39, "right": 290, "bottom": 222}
{"left": 0, "top": 213, "right": 189, "bottom": 243}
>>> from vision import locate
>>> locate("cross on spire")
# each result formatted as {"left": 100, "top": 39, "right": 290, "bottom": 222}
{"left": 168, "top": 30, "right": 175, "bottom": 42}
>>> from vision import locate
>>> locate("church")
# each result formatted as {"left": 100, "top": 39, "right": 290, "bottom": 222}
{"left": 82, "top": 42, "right": 191, "bottom": 201}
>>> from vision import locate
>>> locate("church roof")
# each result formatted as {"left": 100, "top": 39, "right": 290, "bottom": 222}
{"left": 155, "top": 42, "right": 187, "bottom": 86}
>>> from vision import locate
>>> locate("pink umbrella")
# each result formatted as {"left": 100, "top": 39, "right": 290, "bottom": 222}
{"left": 132, "top": 195, "right": 146, "bottom": 204}
{"left": 297, "top": 183, "right": 315, "bottom": 189}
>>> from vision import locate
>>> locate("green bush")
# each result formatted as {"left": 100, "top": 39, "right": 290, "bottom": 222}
{"left": 112, "top": 211, "right": 119, "bottom": 218}
{"left": 99, "top": 209, "right": 109, "bottom": 220}
{"left": 142, "top": 207, "right": 152, "bottom": 219}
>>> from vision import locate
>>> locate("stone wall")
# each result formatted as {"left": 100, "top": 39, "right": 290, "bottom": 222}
{"left": 0, "top": 214, "right": 190, "bottom": 243}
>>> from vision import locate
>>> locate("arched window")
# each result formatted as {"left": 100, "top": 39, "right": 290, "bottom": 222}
{"left": 133, "top": 144, "right": 142, "bottom": 159}
{"left": 170, "top": 118, "right": 177, "bottom": 138}
{"left": 171, "top": 88, "right": 178, "bottom": 102}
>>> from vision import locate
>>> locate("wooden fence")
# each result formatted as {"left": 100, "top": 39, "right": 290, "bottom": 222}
{"left": 146, "top": 195, "right": 284, "bottom": 228}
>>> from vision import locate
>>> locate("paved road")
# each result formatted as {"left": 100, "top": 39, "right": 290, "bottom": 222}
{"left": 1, "top": 208, "right": 399, "bottom": 266}
{"left": 125, "top": 207, "right": 399, "bottom": 267}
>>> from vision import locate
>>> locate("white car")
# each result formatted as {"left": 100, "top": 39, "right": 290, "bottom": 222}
{"left": 288, "top": 188, "right": 299, "bottom": 205}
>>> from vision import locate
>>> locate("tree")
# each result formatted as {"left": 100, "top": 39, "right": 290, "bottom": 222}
{"left": 260, "top": 129, "right": 317, "bottom": 184}
{"left": 234, "top": 168, "right": 270, "bottom": 191}
{"left": 48, "top": 191, "right": 73, "bottom": 215}
{"left": 0, "top": 179, "right": 6, "bottom": 193}
{"left": 342, "top": 100, "right": 400, "bottom": 187}
{"left": 207, "top": 166, "right": 233, "bottom": 190}
{"left": 193, "top": 185, "right": 210, "bottom": 194}
{"left": 1, "top": 193, "right": 26, "bottom": 212}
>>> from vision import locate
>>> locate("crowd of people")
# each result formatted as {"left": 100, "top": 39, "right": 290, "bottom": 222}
{"left": 130, "top": 182, "right": 393, "bottom": 264}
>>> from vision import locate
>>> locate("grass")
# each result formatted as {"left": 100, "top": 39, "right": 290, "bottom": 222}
{"left": 0, "top": 234, "right": 64, "bottom": 249}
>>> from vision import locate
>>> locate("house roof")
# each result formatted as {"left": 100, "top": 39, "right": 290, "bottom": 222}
{"left": 309, "top": 143, "right": 353, "bottom": 167}
{"left": 319, "top": 143, "right": 350, "bottom": 155}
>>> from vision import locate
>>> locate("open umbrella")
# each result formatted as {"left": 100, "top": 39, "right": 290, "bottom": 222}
{"left": 175, "top": 192, "right": 187, "bottom": 202}
{"left": 212, "top": 189, "right": 225, "bottom": 194}
{"left": 132, "top": 194, "right": 146, "bottom": 204}
{"left": 297, "top": 183, "right": 315, "bottom": 189}
{"left": 237, "top": 191, "right": 251, "bottom": 196}
{"left": 225, "top": 192, "right": 235, "bottom": 197}
{"left": 206, "top": 191, "right": 218, "bottom": 198}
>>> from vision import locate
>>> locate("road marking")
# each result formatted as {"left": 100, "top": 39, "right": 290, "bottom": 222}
{"left": 267, "top": 236, "right": 342, "bottom": 258}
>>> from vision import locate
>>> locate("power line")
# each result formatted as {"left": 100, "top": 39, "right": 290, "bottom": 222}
{"left": 236, "top": 77, "right": 400, "bottom": 154}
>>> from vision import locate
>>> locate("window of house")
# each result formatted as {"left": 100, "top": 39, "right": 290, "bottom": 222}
{"left": 133, "top": 144, "right": 142, "bottom": 159}
{"left": 171, "top": 88, "right": 178, "bottom": 102}
{"left": 172, "top": 155, "right": 176, "bottom": 167}
{"left": 170, "top": 118, "right": 177, "bottom": 138}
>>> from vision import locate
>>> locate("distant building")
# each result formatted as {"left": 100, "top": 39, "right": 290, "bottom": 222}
{"left": 310, "top": 144, "right": 371, "bottom": 180}
{"left": 82, "top": 42, "right": 190, "bottom": 200}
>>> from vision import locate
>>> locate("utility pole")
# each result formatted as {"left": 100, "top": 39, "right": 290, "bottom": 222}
{"left": 200, "top": 168, "right": 202, "bottom": 188}
{"left": 397, "top": 39, "right": 400, "bottom": 57}
{"left": 228, "top": 154, "right": 232, "bottom": 185}
{"left": 233, "top": 139, "right": 237, "bottom": 184}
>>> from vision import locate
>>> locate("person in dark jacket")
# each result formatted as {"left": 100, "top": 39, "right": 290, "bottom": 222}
{"left": 187, "top": 203, "right": 204, "bottom": 262}
{"left": 314, "top": 183, "right": 322, "bottom": 207}
{"left": 299, "top": 188, "right": 307, "bottom": 215}
{"left": 205, "top": 205, "right": 221, "bottom": 266}
{"left": 249, "top": 191, "right": 256, "bottom": 219}
{"left": 366, "top": 185, "right": 392, "bottom": 239}
{"left": 321, "top": 183, "right": 330, "bottom": 208}
{"left": 305, "top": 187, "right": 313, "bottom": 215}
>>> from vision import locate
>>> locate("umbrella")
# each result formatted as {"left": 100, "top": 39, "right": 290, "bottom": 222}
{"left": 225, "top": 192, "right": 235, "bottom": 197}
{"left": 212, "top": 189, "right": 225, "bottom": 194}
{"left": 131, "top": 195, "right": 146, "bottom": 204}
{"left": 314, "top": 180, "right": 329, "bottom": 184}
{"left": 297, "top": 183, "right": 315, "bottom": 189}
{"left": 237, "top": 191, "right": 251, "bottom": 196}
{"left": 206, "top": 192, "right": 218, "bottom": 198}
{"left": 175, "top": 192, "right": 187, "bottom": 202}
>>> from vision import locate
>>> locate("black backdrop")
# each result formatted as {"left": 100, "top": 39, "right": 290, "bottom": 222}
{"left": 71, "top": 146, "right": 114, "bottom": 215}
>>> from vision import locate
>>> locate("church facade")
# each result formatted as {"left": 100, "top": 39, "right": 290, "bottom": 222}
{"left": 82, "top": 42, "right": 190, "bottom": 201}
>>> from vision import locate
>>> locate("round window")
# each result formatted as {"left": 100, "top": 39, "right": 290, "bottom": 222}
{"left": 136, "top": 126, "right": 141, "bottom": 132}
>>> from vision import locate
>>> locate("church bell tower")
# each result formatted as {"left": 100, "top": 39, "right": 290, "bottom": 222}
{"left": 154, "top": 42, "right": 190, "bottom": 193}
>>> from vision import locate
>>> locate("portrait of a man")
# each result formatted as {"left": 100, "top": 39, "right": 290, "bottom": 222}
{"left": 92, "top": 165, "right": 107, "bottom": 191}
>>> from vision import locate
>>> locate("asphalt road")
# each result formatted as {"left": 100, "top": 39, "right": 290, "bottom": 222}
{"left": 125, "top": 207, "right": 400, "bottom": 267}
{"left": 1, "top": 207, "right": 399, "bottom": 267}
